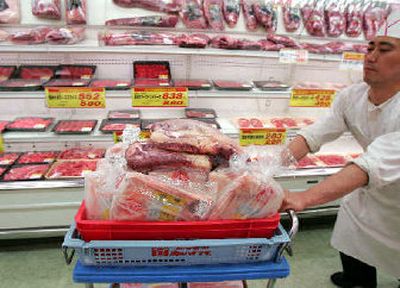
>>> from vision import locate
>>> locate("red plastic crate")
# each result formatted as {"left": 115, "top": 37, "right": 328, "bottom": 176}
{"left": 75, "top": 202, "right": 280, "bottom": 241}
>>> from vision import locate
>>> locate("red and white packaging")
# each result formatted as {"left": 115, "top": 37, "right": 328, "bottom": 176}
{"left": 53, "top": 120, "right": 97, "bottom": 134}
{"left": 65, "top": 0, "right": 86, "bottom": 25}
{"left": 237, "top": 117, "right": 264, "bottom": 128}
{"left": 0, "top": 120, "right": 9, "bottom": 133}
{"left": 6, "top": 117, "right": 53, "bottom": 131}
{"left": 17, "top": 151, "right": 59, "bottom": 164}
{"left": 242, "top": 0, "right": 258, "bottom": 31}
{"left": 223, "top": 0, "right": 240, "bottom": 28}
{"left": 46, "top": 160, "right": 98, "bottom": 179}
{"left": 301, "top": 1, "right": 325, "bottom": 37}
{"left": 58, "top": 147, "right": 105, "bottom": 160}
{"left": 134, "top": 79, "right": 171, "bottom": 87}
{"left": 0, "top": 0, "right": 20, "bottom": 24}
{"left": 100, "top": 119, "right": 141, "bottom": 133}
{"left": 56, "top": 65, "right": 96, "bottom": 80}
{"left": 32, "top": 0, "right": 61, "bottom": 19}
{"left": 188, "top": 281, "right": 244, "bottom": 288}
{"left": 253, "top": 0, "right": 278, "bottom": 33}
{"left": 0, "top": 152, "right": 20, "bottom": 165}
{"left": 2, "top": 164, "right": 50, "bottom": 181}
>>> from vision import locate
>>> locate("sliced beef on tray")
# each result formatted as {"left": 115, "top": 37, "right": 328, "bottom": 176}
{"left": 53, "top": 120, "right": 97, "bottom": 133}
{"left": 180, "top": 0, "right": 208, "bottom": 29}
{"left": 32, "top": 0, "right": 61, "bottom": 19}
{"left": 100, "top": 119, "right": 141, "bottom": 133}
{"left": 0, "top": 66, "right": 17, "bottom": 80}
{"left": 3, "top": 164, "right": 50, "bottom": 181}
{"left": 316, "top": 154, "right": 348, "bottom": 167}
{"left": 0, "top": 152, "right": 20, "bottom": 165}
{"left": 185, "top": 108, "right": 216, "bottom": 119}
{"left": 296, "top": 155, "right": 319, "bottom": 169}
{"left": 46, "top": 160, "right": 98, "bottom": 179}
{"left": 6, "top": 117, "right": 53, "bottom": 131}
{"left": 17, "top": 151, "right": 60, "bottom": 164}
{"left": 58, "top": 147, "right": 105, "bottom": 160}
{"left": 44, "top": 79, "right": 91, "bottom": 87}
{"left": 106, "top": 15, "right": 179, "bottom": 28}
{"left": 56, "top": 65, "right": 96, "bottom": 79}
{"left": 16, "top": 66, "right": 57, "bottom": 80}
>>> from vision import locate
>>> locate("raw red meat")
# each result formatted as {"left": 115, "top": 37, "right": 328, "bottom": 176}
{"left": 253, "top": 1, "right": 277, "bottom": 33}
{"left": 250, "top": 118, "right": 263, "bottom": 128}
{"left": 0, "top": 120, "right": 8, "bottom": 132}
{"left": 3, "top": 164, "right": 49, "bottom": 181}
{"left": 296, "top": 155, "right": 318, "bottom": 169}
{"left": 0, "top": 0, "right": 20, "bottom": 24}
{"left": 44, "top": 79, "right": 90, "bottom": 87}
{"left": 174, "top": 79, "right": 212, "bottom": 89}
{"left": 100, "top": 120, "right": 140, "bottom": 133}
{"left": 270, "top": 117, "right": 296, "bottom": 128}
{"left": 210, "top": 35, "right": 239, "bottom": 49}
{"left": 0, "top": 152, "right": 20, "bottom": 165}
{"left": 180, "top": 0, "right": 208, "bottom": 29}
{"left": 282, "top": 5, "right": 301, "bottom": 32}
{"left": 45, "top": 27, "right": 86, "bottom": 45}
{"left": 17, "top": 151, "right": 59, "bottom": 164}
{"left": 0, "top": 166, "right": 6, "bottom": 177}
{"left": 324, "top": 41, "right": 353, "bottom": 54}
{"left": 53, "top": 120, "right": 97, "bottom": 133}
{"left": 17, "top": 66, "right": 56, "bottom": 80}
{"left": 175, "top": 34, "right": 210, "bottom": 48}
{"left": 324, "top": 2, "right": 346, "bottom": 37}
{"left": 237, "top": 118, "right": 263, "bottom": 128}
{"left": 32, "top": 0, "right": 61, "bottom": 19}
{"left": 65, "top": 0, "right": 86, "bottom": 25}
{"left": 363, "top": 2, "right": 388, "bottom": 41}
{"left": 301, "top": 3, "right": 325, "bottom": 37}
{"left": 192, "top": 118, "right": 220, "bottom": 129}
{"left": 316, "top": 154, "right": 347, "bottom": 167}
{"left": 258, "top": 39, "right": 284, "bottom": 51}
{"left": 9, "top": 26, "right": 52, "bottom": 45}
{"left": 150, "top": 167, "right": 209, "bottom": 185}
{"left": 0, "top": 66, "right": 16, "bottom": 80}
{"left": 267, "top": 34, "right": 300, "bottom": 48}
{"left": 300, "top": 42, "right": 328, "bottom": 54}
{"left": 46, "top": 160, "right": 97, "bottom": 179}
{"left": 108, "top": 110, "right": 140, "bottom": 119}
{"left": 238, "top": 118, "right": 251, "bottom": 128}
{"left": 345, "top": 1, "right": 363, "bottom": 37}
{"left": 90, "top": 80, "right": 131, "bottom": 90}
{"left": 7, "top": 117, "right": 53, "bottom": 131}
{"left": 58, "top": 147, "right": 105, "bottom": 160}
{"left": 101, "top": 31, "right": 175, "bottom": 46}
{"left": 203, "top": 0, "right": 225, "bottom": 31}
{"left": 213, "top": 80, "right": 252, "bottom": 90}
{"left": 125, "top": 142, "right": 212, "bottom": 172}
{"left": 237, "top": 39, "right": 262, "bottom": 50}
{"left": 106, "top": 15, "right": 179, "bottom": 28}
{"left": 134, "top": 62, "right": 170, "bottom": 80}
{"left": 185, "top": 108, "right": 216, "bottom": 119}
{"left": 242, "top": 0, "right": 258, "bottom": 31}
{"left": 112, "top": 0, "right": 182, "bottom": 13}
{"left": 0, "top": 79, "right": 44, "bottom": 91}
{"left": 223, "top": 0, "right": 240, "bottom": 28}
{"left": 56, "top": 65, "right": 96, "bottom": 79}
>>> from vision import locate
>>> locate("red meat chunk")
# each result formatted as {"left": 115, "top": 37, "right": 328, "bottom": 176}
{"left": 101, "top": 121, "right": 140, "bottom": 132}
{"left": 58, "top": 147, "right": 105, "bottom": 160}
{"left": 296, "top": 155, "right": 318, "bottom": 168}
{"left": 46, "top": 160, "right": 97, "bottom": 179}
{"left": 32, "top": 0, "right": 61, "bottom": 19}
{"left": 17, "top": 151, "right": 59, "bottom": 164}
{"left": 57, "top": 65, "right": 95, "bottom": 79}
{"left": 3, "top": 164, "right": 50, "bottom": 181}
{"left": 65, "top": 0, "right": 87, "bottom": 25}
{"left": 180, "top": 0, "right": 208, "bottom": 29}
{"left": 0, "top": 153, "right": 20, "bottom": 165}
{"left": 18, "top": 66, "right": 56, "bottom": 80}
{"left": 108, "top": 110, "right": 140, "bottom": 119}
{"left": 45, "top": 79, "right": 90, "bottom": 87}
{"left": 7, "top": 117, "right": 53, "bottom": 130}
{"left": 54, "top": 120, "right": 96, "bottom": 133}
{"left": 316, "top": 154, "right": 347, "bottom": 167}
{"left": 238, "top": 118, "right": 250, "bottom": 128}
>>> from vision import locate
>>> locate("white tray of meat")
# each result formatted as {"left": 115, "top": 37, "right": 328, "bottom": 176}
{"left": 56, "top": 64, "right": 96, "bottom": 79}
{"left": 185, "top": 108, "right": 216, "bottom": 119}
{"left": 315, "top": 154, "right": 348, "bottom": 168}
{"left": 0, "top": 152, "right": 21, "bottom": 165}
{"left": 89, "top": 80, "right": 132, "bottom": 90}
{"left": 174, "top": 79, "right": 212, "bottom": 90}
{"left": 2, "top": 164, "right": 50, "bottom": 181}
{"left": 17, "top": 151, "right": 60, "bottom": 164}
{"left": 45, "top": 160, "right": 98, "bottom": 179}
{"left": 295, "top": 155, "right": 321, "bottom": 169}
{"left": 6, "top": 117, "right": 54, "bottom": 131}
{"left": 237, "top": 118, "right": 264, "bottom": 128}
{"left": 100, "top": 119, "right": 141, "bottom": 133}
{"left": 108, "top": 110, "right": 141, "bottom": 120}
{"left": 53, "top": 120, "right": 97, "bottom": 134}
{"left": 0, "top": 120, "right": 9, "bottom": 133}
{"left": 0, "top": 79, "right": 45, "bottom": 91}
{"left": 58, "top": 147, "right": 105, "bottom": 160}
{"left": 213, "top": 80, "right": 253, "bottom": 91}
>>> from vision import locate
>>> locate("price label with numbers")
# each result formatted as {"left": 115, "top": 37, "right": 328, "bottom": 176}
{"left": 45, "top": 87, "right": 106, "bottom": 108}
{"left": 340, "top": 52, "right": 365, "bottom": 71}
{"left": 113, "top": 130, "right": 151, "bottom": 143}
{"left": 132, "top": 87, "right": 188, "bottom": 107}
{"left": 279, "top": 49, "right": 309, "bottom": 64}
{"left": 240, "top": 128, "right": 287, "bottom": 146}
{"left": 290, "top": 89, "right": 336, "bottom": 107}
{"left": 0, "top": 134, "right": 4, "bottom": 153}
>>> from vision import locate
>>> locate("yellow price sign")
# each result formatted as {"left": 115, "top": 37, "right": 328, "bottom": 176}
{"left": 0, "top": 134, "right": 4, "bottom": 153}
{"left": 45, "top": 87, "right": 106, "bottom": 108}
{"left": 132, "top": 87, "right": 188, "bottom": 107}
{"left": 290, "top": 89, "right": 336, "bottom": 108}
{"left": 240, "top": 128, "right": 287, "bottom": 146}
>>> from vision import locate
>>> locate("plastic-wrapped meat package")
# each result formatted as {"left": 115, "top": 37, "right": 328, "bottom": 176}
{"left": 32, "top": 0, "right": 61, "bottom": 19}
{"left": 253, "top": 1, "right": 277, "bottom": 33}
{"left": 149, "top": 167, "right": 209, "bottom": 185}
{"left": 185, "top": 108, "right": 216, "bottom": 119}
{"left": 112, "top": 0, "right": 182, "bottom": 13}
{"left": 53, "top": 120, "right": 97, "bottom": 134}
{"left": 316, "top": 154, "right": 347, "bottom": 167}
{"left": 282, "top": 2, "right": 301, "bottom": 32}
{"left": 134, "top": 79, "right": 171, "bottom": 87}
{"left": 0, "top": 66, "right": 16, "bottom": 80}
{"left": 0, "top": 120, "right": 8, "bottom": 132}
{"left": 267, "top": 34, "right": 300, "bottom": 48}
{"left": 237, "top": 117, "right": 263, "bottom": 128}
{"left": 242, "top": 0, "right": 258, "bottom": 31}
{"left": 65, "top": 0, "right": 86, "bottom": 25}
{"left": 210, "top": 35, "right": 239, "bottom": 49}
{"left": 17, "top": 151, "right": 59, "bottom": 164}
{"left": 237, "top": 39, "right": 262, "bottom": 50}
{"left": 223, "top": 0, "right": 240, "bottom": 28}
{"left": 269, "top": 117, "right": 297, "bottom": 128}
{"left": 44, "top": 79, "right": 90, "bottom": 87}
{"left": 108, "top": 110, "right": 140, "bottom": 119}
{"left": 301, "top": 2, "right": 325, "bottom": 37}
{"left": 324, "top": 1, "right": 346, "bottom": 37}
{"left": 324, "top": 41, "right": 353, "bottom": 54}
{"left": 100, "top": 31, "right": 175, "bottom": 46}
{"left": 89, "top": 80, "right": 132, "bottom": 90}
{"left": 174, "top": 79, "right": 212, "bottom": 90}
{"left": 300, "top": 42, "right": 328, "bottom": 54}
{"left": 0, "top": 152, "right": 20, "bottom": 165}
{"left": 0, "top": 79, "right": 45, "bottom": 91}
{"left": 187, "top": 281, "right": 244, "bottom": 288}
{"left": 58, "top": 147, "right": 105, "bottom": 160}
{"left": 46, "top": 160, "right": 98, "bottom": 179}
{"left": 56, "top": 65, "right": 96, "bottom": 80}
{"left": 100, "top": 119, "right": 141, "bottom": 133}
{"left": 213, "top": 80, "right": 253, "bottom": 90}
{"left": 345, "top": 1, "right": 363, "bottom": 38}
{"left": 16, "top": 66, "right": 57, "bottom": 80}
{"left": 204, "top": 0, "right": 225, "bottom": 31}
{"left": 363, "top": 1, "right": 388, "bottom": 41}
{"left": 106, "top": 15, "right": 179, "bottom": 28}
{"left": 253, "top": 80, "right": 290, "bottom": 91}
{"left": 0, "top": 0, "right": 20, "bottom": 24}
{"left": 9, "top": 26, "right": 52, "bottom": 45}
{"left": 180, "top": 0, "right": 208, "bottom": 29}
{"left": 258, "top": 39, "right": 284, "bottom": 51}
{"left": 3, "top": 164, "right": 50, "bottom": 181}
{"left": 6, "top": 117, "right": 53, "bottom": 131}
{"left": 295, "top": 154, "right": 319, "bottom": 169}
{"left": 45, "top": 27, "right": 86, "bottom": 45}
{"left": 175, "top": 34, "right": 210, "bottom": 49}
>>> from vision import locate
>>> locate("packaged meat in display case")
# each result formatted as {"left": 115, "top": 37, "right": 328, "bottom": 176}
{"left": 112, "top": 0, "right": 182, "bottom": 13}
{"left": 0, "top": 166, "right": 7, "bottom": 178}
{"left": 45, "top": 27, "right": 86, "bottom": 45}
{"left": 58, "top": 147, "right": 105, "bottom": 160}
{"left": 295, "top": 154, "right": 320, "bottom": 169}
{"left": 89, "top": 80, "right": 132, "bottom": 90}
{"left": 0, "top": 66, "right": 16, "bottom": 80}
{"left": 191, "top": 118, "right": 220, "bottom": 129}
{"left": 108, "top": 110, "right": 140, "bottom": 120}
{"left": 237, "top": 117, "right": 264, "bottom": 128}
{"left": 253, "top": 80, "right": 290, "bottom": 91}
{"left": 9, "top": 26, "right": 52, "bottom": 45}
{"left": 100, "top": 119, "right": 141, "bottom": 133}
{"left": 180, "top": 0, "right": 208, "bottom": 29}
{"left": 53, "top": 120, "right": 97, "bottom": 134}
{"left": 44, "top": 79, "right": 91, "bottom": 87}
{"left": 0, "top": 0, "right": 20, "bottom": 24}
{"left": 324, "top": 1, "right": 346, "bottom": 37}
{"left": 363, "top": 1, "right": 388, "bottom": 41}
{"left": 222, "top": 0, "right": 240, "bottom": 28}
{"left": 213, "top": 80, "right": 253, "bottom": 90}
{"left": 45, "top": 160, "right": 98, "bottom": 179}
{"left": 0, "top": 79, "right": 45, "bottom": 91}
{"left": 301, "top": 1, "right": 325, "bottom": 37}
{"left": 17, "top": 151, "right": 60, "bottom": 164}
{"left": 0, "top": 152, "right": 20, "bottom": 165}
{"left": 32, "top": 0, "right": 61, "bottom": 19}
{"left": 253, "top": 0, "right": 278, "bottom": 33}
{"left": 100, "top": 31, "right": 175, "bottom": 46}
{"left": 187, "top": 281, "right": 244, "bottom": 288}
{"left": 282, "top": 1, "right": 301, "bottom": 33}
{"left": 0, "top": 120, "right": 9, "bottom": 133}
{"left": 134, "top": 79, "right": 171, "bottom": 87}
{"left": 2, "top": 164, "right": 50, "bottom": 181}
{"left": 174, "top": 34, "right": 210, "bottom": 49}
{"left": 141, "top": 119, "right": 170, "bottom": 131}
{"left": 345, "top": 0, "right": 363, "bottom": 38}
{"left": 174, "top": 79, "right": 212, "bottom": 90}
{"left": 185, "top": 108, "right": 217, "bottom": 119}
{"left": 134, "top": 61, "right": 171, "bottom": 81}
{"left": 56, "top": 65, "right": 96, "bottom": 80}
{"left": 65, "top": 0, "right": 86, "bottom": 24}
{"left": 106, "top": 15, "right": 179, "bottom": 28}
{"left": 6, "top": 117, "right": 53, "bottom": 131}
{"left": 15, "top": 65, "right": 57, "bottom": 81}
{"left": 203, "top": 0, "right": 225, "bottom": 31}
{"left": 242, "top": 0, "right": 258, "bottom": 31}
{"left": 315, "top": 154, "right": 348, "bottom": 167}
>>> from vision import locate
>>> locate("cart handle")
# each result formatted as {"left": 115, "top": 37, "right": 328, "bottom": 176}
{"left": 63, "top": 246, "right": 75, "bottom": 265}
{"left": 276, "top": 209, "right": 298, "bottom": 260}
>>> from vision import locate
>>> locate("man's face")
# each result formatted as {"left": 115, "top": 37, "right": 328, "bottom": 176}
{"left": 364, "top": 36, "right": 400, "bottom": 86}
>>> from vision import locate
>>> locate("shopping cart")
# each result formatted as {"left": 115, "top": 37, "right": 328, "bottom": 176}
{"left": 63, "top": 210, "right": 298, "bottom": 288}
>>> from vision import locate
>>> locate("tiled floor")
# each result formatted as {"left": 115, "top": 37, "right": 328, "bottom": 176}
{"left": 0, "top": 220, "right": 398, "bottom": 288}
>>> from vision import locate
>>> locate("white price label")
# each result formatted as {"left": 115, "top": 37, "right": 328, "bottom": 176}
{"left": 279, "top": 49, "right": 309, "bottom": 64}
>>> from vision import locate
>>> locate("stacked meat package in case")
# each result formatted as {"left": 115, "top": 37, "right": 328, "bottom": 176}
{"left": 133, "top": 61, "right": 172, "bottom": 87}
{"left": 2, "top": 164, "right": 50, "bottom": 181}
{"left": 53, "top": 120, "right": 97, "bottom": 134}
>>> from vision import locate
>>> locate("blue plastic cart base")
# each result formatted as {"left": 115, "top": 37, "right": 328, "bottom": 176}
{"left": 73, "top": 258, "right": 289, "bottom": 288}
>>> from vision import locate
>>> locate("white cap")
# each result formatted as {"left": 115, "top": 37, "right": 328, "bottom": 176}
{"left": 377, "top": 10, "right": 400, "bottom": 39}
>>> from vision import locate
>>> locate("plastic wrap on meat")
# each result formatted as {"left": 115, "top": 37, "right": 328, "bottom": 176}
{"left": 242, "top": 0, "right": 258, "bottom": 31}
{"left": 204, "top": 0, "right": 225, "bottom": 31}
{"left": 44, "top": 79, "right": 90, "bottom": 87}
{"left": 149, "top": 119, "right": 243, "bottom": 159}
{"left": 258, "top": 39, "right": 284, "bottom": 51}
{"left": 0, "top": 152, "right": 20, "bottom": 165}
{"left": 125, "top": 142, "right": 212, "bottom": 172}
{"left": 149, "top": 167, "right": 209, "bottom": 186}
{"left": 223, "top": 0, "right": 240, "bottom": 28}
{"left": 7, "top": 117, "right": 53, "bottom": 131}
{"left": 134, "top": 79, "right": 171, "bottom": 87}
{"left": 324, "top": 41, "right": 353, "bottom": 54}
{"left": 46, "top": 160, "right": 98, "bottom": 179}
{"left": 3, "top": 164, "right": 49, "bottom": 181}
{"left": 112, "top": 0, "right": 182, "bottom": 13}
{"left": 9, "top": 26, "right": 52, "bottom": 45}
{"left": 17, "top": 66, "right": 56, "bottom": 80}
{"left": 282, "top": 4, "right": 301, "bottom": 32}
{"left": 267, "top": 34, "right": 300, "bottom": 48}
{"left": 316, "top": 154, "right": 347, "bottom": 167}
{"left": 32, "top": 0, "right": 61, "bottom": 19}
{"left": 45, "top": 27, "right": 86, "bottom": 45}
{"left": 0, "top": 29, "right": 8, "bottom": 41}
{"left": 58, "top": 147, "right": 105, "bottom": 160}
{"left": 214, "top": 80, "right": 253, "bottom": 90}
{"left": 237, "top": 39, "right": 262, "bottom": 50}
{"left": 65, "top": 0, "right": 86, "bottom": 25}
{"left": 253, "top": 1, "right": 277, "bottom": 33}
{"left": 0, "top": 120, "right": 8, "bottom": 133}
{"left": 100, "top": 119, "right": 140, "bottom": 133}
{"left": 270, "top": 117, "right": 297, "bottom": 128}
{"left": 53, "top": 120, "right": 96, "bottom": 133}
{"left": 0, "top": 0, "right": 20, "bottom": 24}
{"left": 106, "top": 15, "right": 179, "bottom": 28}
{"left": 210, "top": 35, "right": 239, "bottom": 49}
{"left": 180, "top": 0, "right": 208, "bottom": 29}
{"left": 0, "top": 66, "right": 16, "bottom": 80}
{"left": 295, "top": 155, "right": 319, "bottom": 169}
{"left": 108, "top": 110, "right": 140, "bottom": 119}
{"left": 324, "top": 2, "right": 346, "bottom": 37}
{"left": 300, "top": 42, "right": 328, "bottom": 54}
{"left": 175, "top": 33, "right": 210, "bottom": 48}
{"left": 17, "top": 151, "right": 59, "bottom": 164}
{"left": 56, "top": 65, "right": 96, "bottom": 79}
{"left": 0, "top": 79, "right": 44, "bottom": 91}
{"left": 301, "top": 3, "right": 325, "bottom": 37}
{"left": 345, "top": 1, "right": 363, "bottom": 37}
{"left": 0, "top": 166, "right": 6, "bottom": 177}
{"left": 237, "top": 117, "right": 263, "bottom": 128}
{"left": 363, "top": 1, "right": 388, "bottom": 41}
{"left": 100, "top": 31, "right": 175, "bottom": 46}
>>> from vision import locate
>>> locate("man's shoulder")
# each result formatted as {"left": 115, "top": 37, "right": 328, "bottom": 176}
{"left": 336, "top": 82, "right": 369, "bottom": 103}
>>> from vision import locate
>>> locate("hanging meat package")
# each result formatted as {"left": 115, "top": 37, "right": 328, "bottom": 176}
{"left": 253, "top": 0, "right": 277, "bottom": 33}
{"left": 180, "top": 0, "right": 208, "bottom": 29}
{"left": 301, "top": 1, "right": 325, "bottom": 37}
{"left": 223, "top": 0, "right": 241, "bottom": 28}
{"left": 65, "top": 0, "right": 87, "bottom": 25}
{"left": 242, "top": 0, "right": 259, "bottom": 31}
{"left": 204, "top": 0, "right": 225, "bottom": 30}
{"left": 324, "top": 0, "right": 346, "bottom": 37}
{"left": 112, "top": 0, "right": 182, "bottom": 13}
{"left": 32, "top": 0, "right": 61, "bottom": 20}
{"left": 282, "top": 0, "right": 301, "bottom": 32}
{"left": 0, "top": 0, "right": 20, "bottom": 24}
{"left": 106, "top": 15, "right": 179, "bottom": 28}
{"left": 345, "top": 0, "right": 363, "bottom": 37}
{"left": 363, "top": 1, "right": 389, "bottom": 41}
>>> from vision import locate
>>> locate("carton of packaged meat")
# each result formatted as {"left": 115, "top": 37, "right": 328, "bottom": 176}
{"left": 0, "top": 0, "right": 21, "bottom": 24}
{"left": 0, "top": 120, "right": 9, "bottom": 133}
{"left": 56, "top": 65, "right": 96, "bottom": 80}
{"left": 89, "top": 80, "right": 132, "bottom": 90}
{"left": 58, "top": 147, "right": 105, "bottom": 160}
{"left": 253, "top": 80, "right": 290, "bottom": 91}
{"left": 185, "top": 108, "right": 217, "bottom": 119}
{"left": 173, "top": 79, "right": 212, "bottom": 90}
{"left": 213, "top": 80, "right": 253, "bottom": 91}
{"left": 0, "top": 152, "right": 20, "bottom": 165}
{"left": 6, "top": 117, "right": 53, "bottom": 131}
{"left": 2, "top": 164, "right": 50, "bottom": 181}
{"left": 0, "top": 66, "right": 17, "bottom": 80}
{"left": 65, "top": 0, "right": 87, "bottom": 25}
{"left": 100, "top": 119, "right": 141, "bottom": 133}
{"left": 315, "top": 154, "right": 348, "bottom": 167}
{"left": 53, "top": 120, "right": 97, "bottom": 134}
{"left": 45, "top": 159, "right": 97, "bottom": 179}
{"left": 0, "top": 166, "right": 7, "bottom": 177}
{"left": 17, "top": 151, "right": 60, "bottom": 164}
{"left": 32, "top": 0, "right": 61, "bottom": 19}
{"left": 108, "top": 110, "right": 140, "bottom": 120}
{"left": 15, "top": 65, "right": 57, "bottom": 81}
{"left": 0, "top": 79, "right": 45, "bottom": 91}
{"left": 188, "top": 281, "right": 244, "bottom": 288}
{"left": 44, "top": 79, "right": 91, "bottom": 87}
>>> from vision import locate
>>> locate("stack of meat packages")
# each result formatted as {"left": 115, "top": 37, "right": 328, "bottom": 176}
{"left": 86, "top": 119, "right": 284, "bottom": 222}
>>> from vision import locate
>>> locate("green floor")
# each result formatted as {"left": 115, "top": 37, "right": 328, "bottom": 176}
{"left": 0, "top": 220, "right": 398, "bottom": 288}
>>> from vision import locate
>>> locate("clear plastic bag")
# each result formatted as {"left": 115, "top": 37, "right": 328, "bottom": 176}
{"left": 112, "top": 0, "right": 182, "bottom": 13}
{"left": 32, "top": 0, "right": 61, "bottom": 19}
{"left": 242, "top": 0, "right": 259, "bottom": 31}
{"left": 282, "top": 0, "right": 301, "bottom": 32}
{"left": 203, "top": 0, "right": 225, "bottom": 31}
{"left": 253, "top": 0, "right": 277, "bottom": 33}
{"left": 45, "top": 27, "right": 86, "bottom": 45}
{"left": 363, "top": 1, "right": 388, "bottom": 41}
{"left": 345, "top": 0, "right": 363, "bottom": 38}
{"left": 223, "top": 0, "right": 241, "bottom": 28}
{"left": 324, "top": 0, "right": 346, "bottom": 37}
{"left": 0, "top": 0, "right": 20, "bottom": 24}
{"left": 65, "top": 0, "right": 87, "bottom": 25}
{"left": 180, "top": 0, "right": 208, "bottom": 29}
{"left": 301, "top": 0, "right": 325, "bottom": 37}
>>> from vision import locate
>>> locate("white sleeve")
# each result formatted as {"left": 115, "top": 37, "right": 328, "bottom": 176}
{"left": 297, "top": 88, "right": 349, "bottom": 153}
{"left": 352, "top": 132, "right": 400, "bottom": 189}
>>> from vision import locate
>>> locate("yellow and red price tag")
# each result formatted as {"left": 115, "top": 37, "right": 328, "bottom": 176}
{"left": 290, "top": 89, "right": 336, "bottom": 108}
{"left": 45, "top": 87, "right": 106, "bottom": 108}
{"left": 279, "top": 49, "right": 309, "bottom": 64}
{"left": 132, "top": 87, "right": 188, "bottom": 107}
{"left": 240, "top": 128, "right": 287, "bottom": 146}
{"left": 340, "top": 52, "right": 365, "bottom": 71}
{"left": 0, "top": 134, "right": 4, "bottom": 153}
{"left": 113, "top": 130, "right": 151, "bottom": 143}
